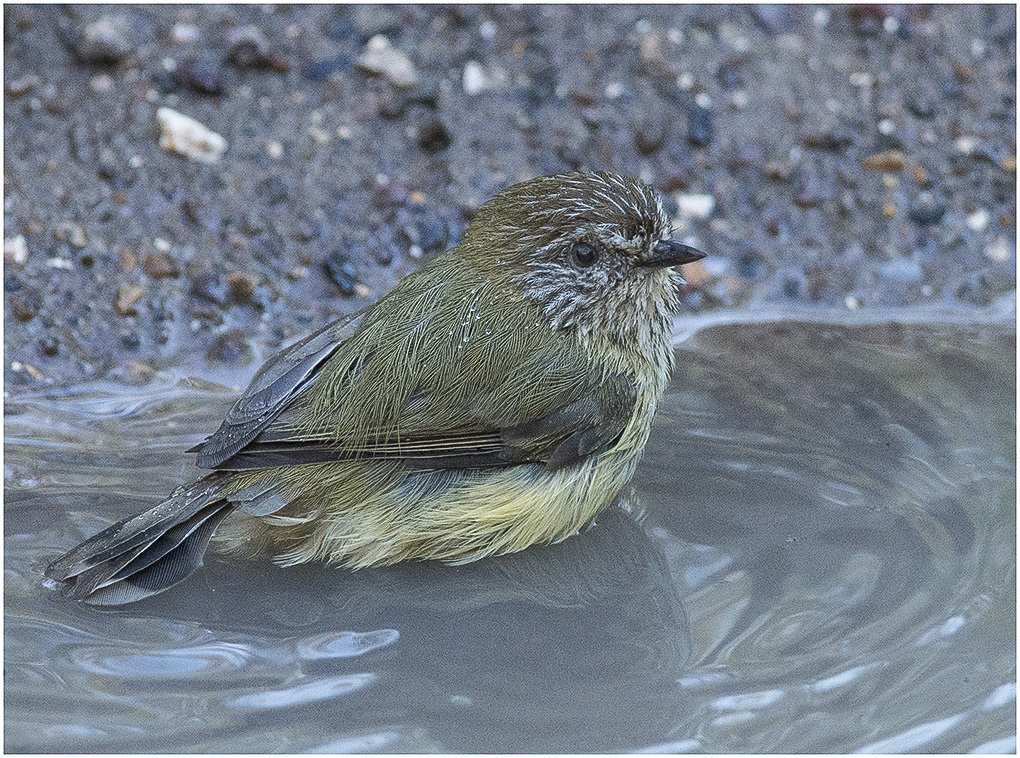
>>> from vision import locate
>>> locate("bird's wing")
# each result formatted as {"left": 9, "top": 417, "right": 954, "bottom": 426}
{"left": 189, "top": 310, "right": 366, "bottom": 469}
{"left": 207, "top": 365, "right": 637, "bottom": 472}
{"left": 192, "top": 271, "right": 638, "bottom": 474}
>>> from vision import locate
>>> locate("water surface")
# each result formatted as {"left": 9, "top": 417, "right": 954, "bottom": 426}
{"left": 5, "top": 320, "right": 1015, "bottom": 752}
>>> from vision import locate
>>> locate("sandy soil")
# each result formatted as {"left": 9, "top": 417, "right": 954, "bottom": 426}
{"left": 4, "top": 4, "right": 1015, "bottom": 389}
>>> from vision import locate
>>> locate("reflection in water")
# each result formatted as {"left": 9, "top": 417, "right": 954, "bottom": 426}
{"left": 4, "top": 321, "right": 1015, "bottom": 752}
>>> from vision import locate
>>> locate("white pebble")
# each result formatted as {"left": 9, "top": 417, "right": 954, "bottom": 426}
{"left": 156, "top": 107, "right": 227, "bottom": 163}
{"left": 604, "top": 82, "right": 624, "bottom": 99}
{"left": 813, "top": 8, "right": 830, "bottom": 27}
{"left": 266, "top": 140, "right": 284, "bottom": 159}
{"left": 4, "top": 235, "right": 28, "bottom": 265}
{"left": 695, "top": 92, "right": 712, "bottom": 108}
{"left": 357, "top": 35, "right": 418, "bottom": 88}
{"left": 878, "top": 118, "right": 895, "bottom": 135}
{"left": 985, "top": 236, "right": 1012, "bottom": 263}
{"left": 172, "top": 24, "right": 200, "bottom": 44}
{"left": 676, "top": 193, "right": 715, "bottom": 219}
{"left": 955, "top": 135, "right": 980, "bottom": 155}
{"left": 462, "top": 60, "right": 487, "bottom": 96}
{"left": 479, "top": 20, "right": 497, "bottom": 40}
{"left": 883, "top": 17, "right": 900, "bottom": 34}
{"left": 966, "top": 209, "right": 990, "bottom": 232}
{"left": 45, "top": 257, "right": 74, "bottom": 270}
{"left": 849, "top": 71, "right": 874, "bottom": 88}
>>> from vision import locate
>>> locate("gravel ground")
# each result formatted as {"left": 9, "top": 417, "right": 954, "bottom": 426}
{"left": 4, "top": 4, "right": 1016, "bottom": 389}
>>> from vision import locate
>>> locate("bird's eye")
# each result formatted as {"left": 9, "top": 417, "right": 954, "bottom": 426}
{"left": 571, "top": 242, "right": 599, "bottom": 268}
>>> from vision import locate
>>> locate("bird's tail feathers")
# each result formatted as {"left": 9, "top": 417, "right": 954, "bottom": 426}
{"left": 45, "top": 474, "right": 235, "bottom": 606}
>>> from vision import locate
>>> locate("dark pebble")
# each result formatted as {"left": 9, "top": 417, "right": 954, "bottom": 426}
{"left": 257, "top": 175, "right": 291, "bottom": 204}
{"left": 38, "top": 336, "right": 59, "bottom": 358}
{"left": 191, "top": 271, "right": 228, "bottom": 305}
{"left": 326, "top": 249, "right": 360, "bottom": 296}
{"left": 378, "top": 88, "right": 409, "bottom": 120}
{"left": 737, "top": 250, "right": 769, "bottom": 279}
{"left": 418, "top": 118, "right": 451, "bottom": 152}
{"left": 176, "top": 55, "right": 224, "bottom": 96}
{"left": 5, "top": 74, "right": 40, "bottom": 98}
{"left": 782, "top": 272, "right": 807, "bottom": 299}
{"left": 716, "top": 60, "right": 744, "bottom": 90}
{"left": 227, "top": 25, "right": 272, "bottom": 69}
{"left": 907, "top": 95, "right": 936, "bottom": 119}
{"left": 8, "top": 288, "right": 41, "bottom": 321}
{"left": 120, "top": 330, "right": 141, "bottom": 349}
{"left": 5, "top": 276, "right": 22, "bottom": 292}
{"left": 401, "top": 207, "right": 449, "bottom": 254}
{"left": 143, "top": 252, "right": 181, "bottom": 279}
{"left": 908, "top": 196, "right": 947, "bottom": 225}
{"left": 803, "top": 130, "right": 853, "bottom": 152}
{"left": 688, "top": 106, "right": 713, "bottom": 147}
{"left": 205, "top": 329, "right": 254, "bottom": 367}
{"left": 524, "top": 65, "right": 558, "bottom": 106}
{"left": 633, "top": 117, "right": 665, "bottom": 155}
{"left": 226, "top": 271, "right": 257, "bottom": 305}
{"left": 75, "top": 14, "right": 135, "bottom": 64}
{"left": 304, "top": 55, "right": 352, "bottom": 81}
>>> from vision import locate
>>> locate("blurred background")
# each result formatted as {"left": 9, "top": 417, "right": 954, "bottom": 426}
{"left": 3, "top": 4, "right": 1015, "bottom": 388}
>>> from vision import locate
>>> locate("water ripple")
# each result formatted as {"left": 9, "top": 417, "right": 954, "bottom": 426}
{"left": 225, "top": 673, "right": 376, "bottom": 710}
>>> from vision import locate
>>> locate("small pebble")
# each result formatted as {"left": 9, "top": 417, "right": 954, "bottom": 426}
{"left": 156, "top": 107, "right": 227, "bottom": 163}
{"left": 5, "top": 74, "right": 40, "bottom": 98}
{"left": 966, "top": 209, "right": 990, "bottom": 232}
{"left": 115, "top": 284, "right": 145, "bottom": 316}
{"left": 862, "top": 150, "right": 905, "bottom": 171}
{"left": 4, "top": 235, "right": 28, "bottom": 266}
{"left": 142, "top": 252, "right": 180, "bottom": 279}
{"left": 985, "top": 236, "right": 1012, "bottom": 263}
{"left": 908, "top": 194, "right": 947, "bottom": 226}
{"left": 54, "top": 222, "right": 87, "bottom": 249}
{"left": 38, "top": 336, "right": 59, "bottom": 358}
{"left": 171, "top": 24, "right": 200, "bottom": 44}
{"left": 479, "top": 20, "right": 497, "bottom": 40}
{"left": 76, "top": 14, "right": 135, "bottom": 64}
{"left": 325, "top": 249, "right": 360, "bottom": 296}
{"left": 206, "top": 330, "right": 253, "bottom": 367}
{"left": 1001, "top": 156, "right": 1016, "bottom": 174}
{"left": 226, "top": 271, "right": 257, "bottom": 304}
{"left": 192, "top": 272, "right": 228, "bottom": 305}
{"left": 955, "top": 135, "right": 980, "bottom": 155}
{"left": 676, "top": 193, "right": 715, "bottom": 219}
{"left": 8, "top": 288, "right": 41, "bottom": 321}
{"left": 176, "top": 56, "right": 223, "bottom": 96}
{"left": 227, "top": 25, "right": 272, "bottom": 68}
{"left": 45, "top": 257, "right": 74, "bottom": 270}
{"left": 356, "top": 35, "right": 418, "bottom": 87}
{"left": 688, "top": 106, "right": 713, "bottom": 147}
{"left": 462, "top": 60, "right": 487, "bottom": 96}
{"left": 418, "top": 119, "right": 451, "bottom": 152}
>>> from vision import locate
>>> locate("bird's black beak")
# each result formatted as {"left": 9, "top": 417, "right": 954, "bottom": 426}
{"left": 638, "top": 240, "right": 707, "bottom": 268}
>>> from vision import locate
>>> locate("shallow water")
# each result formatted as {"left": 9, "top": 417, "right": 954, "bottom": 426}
{"left": 4, "top": 320, "right": 1015, "bottom": 753}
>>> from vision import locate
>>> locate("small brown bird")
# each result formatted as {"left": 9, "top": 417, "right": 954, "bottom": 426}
{"left": 46, "top": 171, "right": 705, "bottom": 604}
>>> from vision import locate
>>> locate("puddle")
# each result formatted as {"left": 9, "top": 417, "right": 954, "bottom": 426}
{"left": 4, "top": 319, "right": 1015, "bottom": 752}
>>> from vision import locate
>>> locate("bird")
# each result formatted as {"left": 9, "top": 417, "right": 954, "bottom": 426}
{"left": 45, "top": 170, "right": 706, "bottom": 605}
